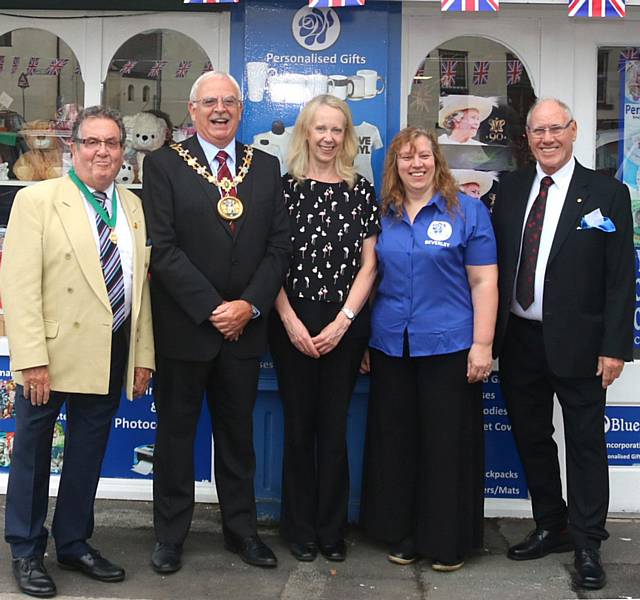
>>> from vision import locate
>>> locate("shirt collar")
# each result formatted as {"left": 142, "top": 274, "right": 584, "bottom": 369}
{"left": 387, "top": 192, "right": 447, "bottom": 221}
{"left": 86, "top": 181, "right": 115, "bottom": 199}
{"left": 535, "top": 156, "right": 575, "bottom": 192}
{"left": 197, "top": 134, "right": 236, "bottom": 168}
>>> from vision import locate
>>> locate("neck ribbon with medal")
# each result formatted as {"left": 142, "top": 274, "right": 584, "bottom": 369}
{"left": 170, "top": 142, "right": 253, "bottom": 221}
{"left": 68, "top": 168, "right": 118, "bottom": 243}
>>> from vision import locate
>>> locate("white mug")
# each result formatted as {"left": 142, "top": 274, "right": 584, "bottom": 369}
{"left": 348, "top": 75, "right": 366, "bottom": 101}
{"left": 246, "top": 62, "right": 276, "bottom": 102}
{"left": 305, "top": 73, "right": 329, "bottom": 99}
{"left": 268, "top": 73, "right": 308, "bottom": 104}
{"left": 357, "top": 69, "right": 385, "bottom": 98}
{"left": 327, "top": 75, "right": 354, "bottom": 101}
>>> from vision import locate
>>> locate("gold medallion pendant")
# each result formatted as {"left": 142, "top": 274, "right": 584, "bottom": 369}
{"left": 217, "top": 195, "right": 244, "bottom": 220}
{"left": 109, "top": 230, "right": 118, "bottom": 243}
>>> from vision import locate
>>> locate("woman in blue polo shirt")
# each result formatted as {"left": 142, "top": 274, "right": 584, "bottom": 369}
{"left": 361, "top": 127, "right": 498, "bottom": 571}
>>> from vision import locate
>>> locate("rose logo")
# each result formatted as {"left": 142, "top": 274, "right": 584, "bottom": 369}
{"left": 292, "top": 6, "right": 341, "bottom": 52}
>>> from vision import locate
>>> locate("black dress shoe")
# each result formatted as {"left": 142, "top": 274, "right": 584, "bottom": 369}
{"left": 12, "top": 557, "right": 56, "bottom": 598}
{"left": 289, "top": 542, "right": 318, "bottom": 562}
{"left": 58, "top": 548, "right": 125, "bottom": 582}
{"left": 574, "top": 548, "right": 606, "bottom": 590}
{"left": 224, "top": 535, "right": 278, "bottom": 568}
{"left": 151, "top": 542, "right": 183, "bottom": 574}
{"left": 507, "top": 528, "right": 573, "bottom": 561}
{"left": 318, "top": 539, "right": 346, "bottom": 562}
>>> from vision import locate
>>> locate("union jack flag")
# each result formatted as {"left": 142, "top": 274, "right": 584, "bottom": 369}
{"left": 119, "top": 60, "right": 138, "bottom": 75}
{"left": 441, "top": 0, "right": 499, "bottom": 11}
{"left": 440, "top": 60, "right": 458, "bottom": 88}
{"left": 10, "top": 57, "right": 20, "bottom": 75}
{"left": 148, "top": 60, "right": 168, "bottom": 79}
{"left": 175, "top": 60, "right": 192, "bottom": 79}
{"left": 46, "top": 58, "right": 69, "bottom": 76}
{"left": 0, "top": 56, "right": 4, "bottom": 74}
{"left": 506, "top": 60, "right": 522, "bottom": 85}
{"left": 309, "top": 0, "right": 365, "bottom": 6}
{"left": 202, "top": 61, "right": 214, "bottom": 74}
{"left": 183, "top": 0, "right": 239, "bottom": 3}
{"left": 74, "top": 64, "right": 81, "bottom": 75}
{"left": 568, "top": 0, "right": 624, "bottom": 17}
{"left": 26, "top": 57, "right": 40, "bottom": 76}
{"left": 473, "top": 61, "right": 490, "bottom": 85}
{"left": 618, "top": 47, "right": 639, "bottom": 71}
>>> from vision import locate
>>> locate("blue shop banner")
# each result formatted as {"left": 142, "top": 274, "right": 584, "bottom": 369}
{"left": 605, "top": 405, "right": 640, "bottom": 466}
{"left": 482, "top": 373, "right": 528, "bottom": 499}
{"left": 635, "top": 249, "right": 640, "bottom": 351}
{"left": 241, "top": 0, "right": 396, "bottom": 191}
{"left": 0, "top": 355, "right": 213, "bottom": 481}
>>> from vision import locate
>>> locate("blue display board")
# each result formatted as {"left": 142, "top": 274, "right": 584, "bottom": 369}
{"left": 605, "top": 404, "right": 640, "bottom": 466}
{"left": 635, "top": 249, "right": 640, "bottom": 351}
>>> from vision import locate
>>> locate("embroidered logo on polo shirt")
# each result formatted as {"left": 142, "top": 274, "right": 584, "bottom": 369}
{"left": 425, "top": 221, "right": 452, "bottom": 247}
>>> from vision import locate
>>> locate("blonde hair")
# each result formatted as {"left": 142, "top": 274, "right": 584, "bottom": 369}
{"left": 287, "top": 94, "right": 358, "bottom": 189}
{"left": 381, "top": 127, "right": 460, "bottom": 217}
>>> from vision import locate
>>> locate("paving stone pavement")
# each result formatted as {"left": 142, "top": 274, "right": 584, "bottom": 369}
{"left": 0, "top": 499, "right": 638, "bottom": 600}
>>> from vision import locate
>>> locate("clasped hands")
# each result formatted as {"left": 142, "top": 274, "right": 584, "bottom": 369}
{"left": 209, "top": 299, "right": 253, "bottom": 342}
{"left": 283, "top": 311, "right": 350, "bottom": 358}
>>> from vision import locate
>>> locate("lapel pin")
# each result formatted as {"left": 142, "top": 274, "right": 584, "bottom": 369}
{"left": 576, "top": 198, "right": 583, "bottom": 203}
{"left": 133, "top": 222, "right": 139, "bottom": 229}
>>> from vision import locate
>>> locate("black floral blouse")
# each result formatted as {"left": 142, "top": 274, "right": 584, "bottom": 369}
{"left": 283, "top": 174, "right": 380, "bottom": 304}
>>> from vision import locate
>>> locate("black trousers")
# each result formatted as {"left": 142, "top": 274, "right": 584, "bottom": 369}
{"left": 361, "top": 347, "right": 484, "bottom": 563}
{"left": 4, "top": 322, "right": 128, "bottom": 559}
{"left": 269, "top": 303, "right": 368, "bottom": 545}
{"left": 152, "top": 345, "right": 260, "bottom": 545}
{"left": 499, "top": 315, "right": 609, "bottom": 549}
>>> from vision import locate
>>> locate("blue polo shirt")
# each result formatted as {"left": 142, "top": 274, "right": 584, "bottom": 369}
{"left": 370, "top": 192, "right": 496, "bottom": 358}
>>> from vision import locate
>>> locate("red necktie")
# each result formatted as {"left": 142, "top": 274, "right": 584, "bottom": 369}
{"left": 515, "top": 175, "right": 554, "bottom": 310}
{"left": 216, "top": 150, "right": 236, "bottom": 234}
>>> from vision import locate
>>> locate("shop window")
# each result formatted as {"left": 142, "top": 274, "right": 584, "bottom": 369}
{"left": 127, "top": 85, "right": 135, "bottom": 102}
{"left": 142, "top": 86, "right": 150, "bottom": 103}
{"left": 596, "top": 46, "right": 640, "bottom": 248}
{"left": 0, "top": 28, "right": 84, "bottom": 183}
{"left": 408, "top": 36, "right": 535, "bottom": 209}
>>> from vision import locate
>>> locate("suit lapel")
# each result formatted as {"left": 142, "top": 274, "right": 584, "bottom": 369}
{"left": 117, "top": 185, "right": 144, "bottom": 319}
{"left": 510, "top": 167, "right": 536, "bottom": 259}
{"left": 233, "top": 141, "right": 254, "bottom": 240}
{"left": 548, "top": 161, "right": 590, "bottom": 265}
{"left": 54, "top": 176, "right": 111, "bottom": 312}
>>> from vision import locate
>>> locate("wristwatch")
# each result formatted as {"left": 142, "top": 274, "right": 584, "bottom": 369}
{"left": 340, "top": 306, "right": 355, "bottom": 321}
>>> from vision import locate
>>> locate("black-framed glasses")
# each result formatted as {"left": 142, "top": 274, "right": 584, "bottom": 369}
{"left": 192, "top": 96, "right": 240, "bottom": 109}
{"left": 74, "top": 137, "right": 123, "bottom": 150}
{"left": 527, "top": 120, "right": 574, "bottom": 139}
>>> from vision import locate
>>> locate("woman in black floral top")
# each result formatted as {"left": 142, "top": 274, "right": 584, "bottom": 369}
{"left": 269, "top": 94, "right": 379, "bottom": 563}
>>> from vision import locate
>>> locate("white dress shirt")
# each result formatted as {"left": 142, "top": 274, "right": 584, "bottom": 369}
{"left": 511, "top": 157, "right": 576, "bottom": 322}
{"left": 197, "top": 134, "right": 236, "bottom": 177}
{"left": 81, "top": 180, "right": 134, "bottom": 320}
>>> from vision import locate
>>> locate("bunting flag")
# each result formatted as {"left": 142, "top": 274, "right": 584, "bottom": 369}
{"left": 175, "top": 60, "right": 192, "bottom": 78}
{"left": 619, "top": 48, "right": 640, "bottom": 71}
{"left": 568, "top": 0, "right": 625, "bottom": 17}
{"left": 148, "top": 60, "right": 168, "bottom": 79}
{"left": 26, "top": 57, "right": 40, "bottom": 76}
{"left": 309, "top": 0, "right": 365, "bottom": 5}
{"left": 0, "top": 56, "right": 4, "bottom": 74}
{"left": 202, "top": 61, "right": 214, "bottom": 74}
{"left": 119, "top": 60, "right": 138, "bottom": 75}
{"left": 506, "top": 59, "right": 522, "bottom": 85}
{"left": 440, "top": 59, "right": 458, "bottom": 88}
{"left": 10, "top": 57, "right": 20, "bottom": 74}
{"left": 183, "top": 0, "right": 239, "bottom": 3}
{"left": 46, "top": 58, "right": 69, "bottom": 76}
{"left": 441, "top": 0, "right": 499, "bottom": 12}
{"left": 473, "top": 61, "right": 490, "bottom": 85}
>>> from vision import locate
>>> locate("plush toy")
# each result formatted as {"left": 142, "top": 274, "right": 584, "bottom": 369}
{"left": 127, "top": 112, "right": 167, "bottom": 182}
{"left": 116, "top": 160, "right": 135, "bottom": 185}
{"left": 13, "top": 120, "right": 63, "bottom": 181}
{"left": 0, "top": 162, "right": 9, "bottom": 181}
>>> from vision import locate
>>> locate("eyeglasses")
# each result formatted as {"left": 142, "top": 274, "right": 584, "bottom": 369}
{"left": 527, "top": 120, "right": 574, "bottom": 139}
{"left": 74, "top": 137, "right": 122, "bottom": 150}
{"left": 192, "top": 96, "right": 240, "bottom": 109}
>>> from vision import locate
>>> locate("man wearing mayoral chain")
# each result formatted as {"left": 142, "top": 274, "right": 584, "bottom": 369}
{"left": 2, "top": 106, "right": 154, "bottom": 598}
{"left": 142, "top": 71, "right": 291, "bottom": 573}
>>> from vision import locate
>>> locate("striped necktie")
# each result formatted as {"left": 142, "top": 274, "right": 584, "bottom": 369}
{"left": 93, "top": 190, "right": 126, "bottom": 331}
{"left": 216, "top": 150, "right": 236, "bottom": 234}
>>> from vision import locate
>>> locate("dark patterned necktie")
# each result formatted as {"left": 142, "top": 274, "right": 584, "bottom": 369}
{"left": 515, "top": 175, "right": 554, "bottom": 310}
{"left": 93, "top": 191, "right": 126, "bottom": 331}
{"left": 216, "top": 150, "right": 236, "bottom": 234}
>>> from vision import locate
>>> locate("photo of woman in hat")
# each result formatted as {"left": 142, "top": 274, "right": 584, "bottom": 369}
{"left": 451, "top": 169, "right": 498, "bottom": 199}
{"left": 438, "top": 95, "right": 497, "bottom": 145}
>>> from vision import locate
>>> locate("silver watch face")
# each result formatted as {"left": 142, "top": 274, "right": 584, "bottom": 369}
{"left": 342, "top": 307, "right": 355, "bottom": 320}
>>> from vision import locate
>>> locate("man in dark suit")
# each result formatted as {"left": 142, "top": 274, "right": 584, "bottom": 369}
{"left": 493, "top": 98, "right": 634, "bottom": 591}
{"left": 2, "top": 106, "right": 154, "bottom": 598}
{"left": 142, "top": 72, "right": 290, "bottom": 573}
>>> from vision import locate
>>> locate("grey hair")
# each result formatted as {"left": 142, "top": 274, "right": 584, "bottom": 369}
{"left": 72, "top": 106, "right": 126, "bottom": 145}
{"left": 189, "top": 71, "right": 242, "bottom": 102}
{"left": 526, "top": 97, "right": 574, "bottom": 128}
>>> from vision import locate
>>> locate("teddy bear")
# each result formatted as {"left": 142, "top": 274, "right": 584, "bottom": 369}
{"left": 0, "top": 162, "right": 9, "bottom": 181}
{"left": 12, "top": 120, "right": 63, "bottom": 181}
{"left": 126, "top": 112, "right": 167, "bottom": 183}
